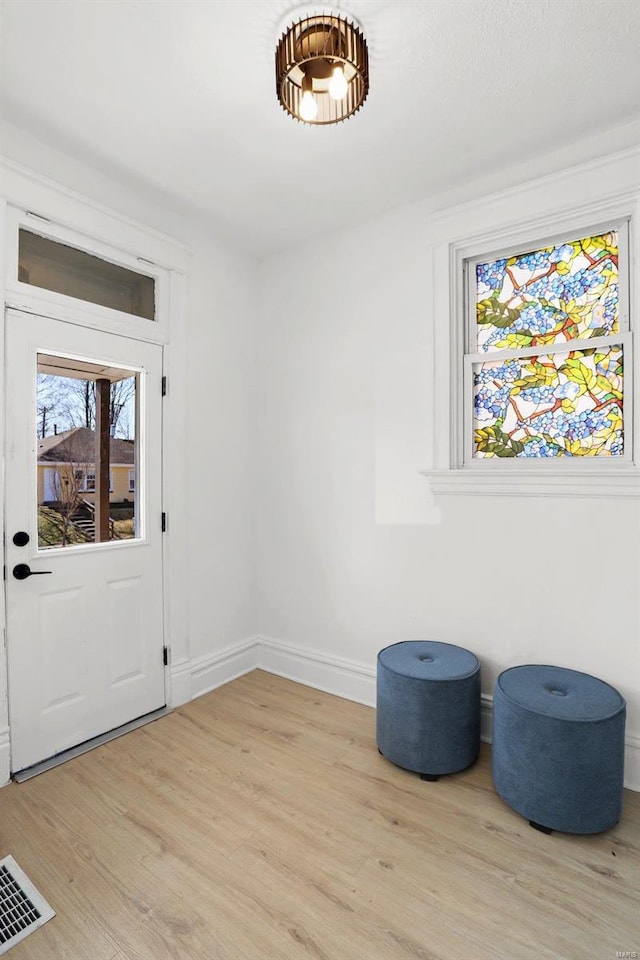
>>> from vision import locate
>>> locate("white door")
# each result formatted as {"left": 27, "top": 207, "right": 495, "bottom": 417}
{"left": 5, "top": 308, "right": 166, "bottom": 773}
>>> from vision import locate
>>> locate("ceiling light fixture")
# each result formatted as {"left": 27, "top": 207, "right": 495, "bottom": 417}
{"left": 275, "top": 10, "right": 369, "bottom": 125}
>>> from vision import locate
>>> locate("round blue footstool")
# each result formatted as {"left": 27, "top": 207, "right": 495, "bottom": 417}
{"left": 376, "top": 640, "right": 481, "bottom": 780}
{"left": 492, "top": 665, "right": 626, "bottom": 834}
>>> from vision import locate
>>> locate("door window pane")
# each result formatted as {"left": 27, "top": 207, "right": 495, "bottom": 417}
{"left": 20, "top": 230, "right": 155, "bottom": 320}
{"left": 37, "top": 354, "right": 139, "bottom": 548}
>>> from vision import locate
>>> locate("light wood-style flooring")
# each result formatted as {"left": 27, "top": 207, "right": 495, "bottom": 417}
{"left": 1, "top": 669, "right": 639, "bottom": 960}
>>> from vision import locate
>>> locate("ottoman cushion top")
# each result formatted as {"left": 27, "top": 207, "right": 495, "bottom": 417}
{"left": 497, "top": 665, "right": 625, "bottom": 722}
{"left": 378, "top": 641, "right": 479, "bottom": 681}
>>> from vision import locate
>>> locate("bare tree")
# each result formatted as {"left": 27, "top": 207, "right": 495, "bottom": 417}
{"left": 110, "top": 377, "right": 136, "bottom": 438}
{"left": 37, "top": 374, "right": 136, "bottom": 439}
{"left": 36, "top": 373, "right": 63, "bottom": 438}
{"left": 50, "top": 463, "right": 86, "bottom": 546}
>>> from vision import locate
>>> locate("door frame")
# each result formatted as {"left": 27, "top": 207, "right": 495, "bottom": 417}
{"left": 0, "top": 160, "right": 191, "bottom": 785}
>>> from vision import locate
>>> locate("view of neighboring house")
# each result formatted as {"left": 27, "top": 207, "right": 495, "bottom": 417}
{"left": 37, "top": 426, "right": 135, "bottom": 506}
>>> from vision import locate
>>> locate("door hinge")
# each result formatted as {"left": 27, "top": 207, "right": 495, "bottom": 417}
{"left": 161, "top": 512, "right": 166, "bottom": 532}
{"left": 163, "top": 646, "right": 169, "bottom": 666}
{"left": 161, "top": 376, "right": 167, "bottom": 396}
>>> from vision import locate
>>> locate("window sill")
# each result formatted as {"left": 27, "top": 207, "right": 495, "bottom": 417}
{"left": 421, "top": 468, "right": 640, "bottom": 498}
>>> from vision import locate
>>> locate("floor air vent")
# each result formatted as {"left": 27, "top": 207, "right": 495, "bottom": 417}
{"left": 0, "top": 856, "right": 55, "bottom": 955}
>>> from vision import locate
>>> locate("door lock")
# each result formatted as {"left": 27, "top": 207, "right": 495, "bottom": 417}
{"left": 12, "top": 564, "right": 52, "bottom": 580}
{"left": 13, "top": 532, "right": 30, "bottom": 547}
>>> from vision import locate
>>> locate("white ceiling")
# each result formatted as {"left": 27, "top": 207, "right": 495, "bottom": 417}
{"left": 1, "top": 0, "right": 639, "bottom": 257}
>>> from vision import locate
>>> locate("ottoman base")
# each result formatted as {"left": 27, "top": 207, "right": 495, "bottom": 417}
{"left": 529, "top": 820, "right": 553, "bottom": 835}
{"left": 380, "top": 745, "right": 440, "bottom": 776}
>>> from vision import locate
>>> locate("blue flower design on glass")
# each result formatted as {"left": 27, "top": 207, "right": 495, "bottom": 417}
{"left": 475, "top": 232, "right": 619, "bottom": 353}
{"left": 549, "top": 244, "right": 574, "bottom": 264}
{"left": 476, "top": 259, "right": 507, "bottom": 294}
{"left": 472, "top": 345, "right": 623, "bottom": 458}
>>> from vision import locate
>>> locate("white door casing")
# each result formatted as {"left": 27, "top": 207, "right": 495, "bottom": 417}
{"left": 5, "top": 308, "right": 165, "bottom": 772}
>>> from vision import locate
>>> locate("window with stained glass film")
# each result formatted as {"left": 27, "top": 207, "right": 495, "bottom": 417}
{"left": 475, "top": 231, "right": 618, "bottom": 354}
{"left": 472, "top": 345, "right": 623, "bottom": 458}
{"left": 467, "top": 222, "right": 629, "bottom": 463}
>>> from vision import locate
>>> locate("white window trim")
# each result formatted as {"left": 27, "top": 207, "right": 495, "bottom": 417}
{"left": 81, "top": 469, "right": 113, "bottom": 493}
{"left": 1, "top": 173, "right": 185, "bottom": 347}
{"left": 128, "top": 468, "right": 135, "bottom": 493}
{"left": 5, "top": 204, "right": 169, "bottom": 343}
{"left": 423, "top": 189, "right": 640, "bottom": 498}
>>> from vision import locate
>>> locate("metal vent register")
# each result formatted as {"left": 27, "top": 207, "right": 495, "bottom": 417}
{"left": 0, "top": 856, "right": 55, "bottom": 954}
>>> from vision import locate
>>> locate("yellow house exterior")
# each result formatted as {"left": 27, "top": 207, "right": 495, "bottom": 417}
{"left": 37, "top": 427, "right": 135, "bottom": 508}
{"left": 37, "top": 462, "right": 135, "bottom": 505}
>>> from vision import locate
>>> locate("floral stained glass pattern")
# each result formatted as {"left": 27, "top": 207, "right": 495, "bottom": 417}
{"left": 475, "top": 232, "right": 618, "bottom": 354}
{"left": 473, "top": 345, "right": 623, "bottom": 458}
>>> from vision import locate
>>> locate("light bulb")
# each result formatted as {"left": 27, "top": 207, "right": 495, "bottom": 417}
{"left": 328, "top": 64, "right": 348, "bottom": 100}
{"left": 300, "top": 89, "right": 318, "bottom": 122}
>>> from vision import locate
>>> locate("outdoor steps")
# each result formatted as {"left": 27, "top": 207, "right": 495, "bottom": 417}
{"left": 70, "top": 503, "right": 117, "bottom": 541}
{"left": 72, "top": 517, "right": 95, "bottom": 539}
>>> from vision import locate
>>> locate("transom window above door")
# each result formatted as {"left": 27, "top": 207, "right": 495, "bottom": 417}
{"left": 19, "top": 229, "right": 156, "bottom": 320}
{"left": 4, "top": 203, "right": 176, "bottom": 343}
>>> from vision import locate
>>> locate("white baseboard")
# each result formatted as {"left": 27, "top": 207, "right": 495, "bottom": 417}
{"left": 257, "top": 635, "right": 377, "bottom": 706}
{"left": 624, "top": 735, "right": 640, "bottom": 792}
{"left": 0, "top": 727, "right": 10, "bottom": 787}
{"left": 168, "top": 656, "right": 192, "bottom": 707}
{"left": 170, "top": 637, "right": 259, "bottom": 703}
{"left": 480, "top": 695, "right": 493, "bottom": 744}
{"left": 191, "top": 637, "right": 258, "bottom": 699}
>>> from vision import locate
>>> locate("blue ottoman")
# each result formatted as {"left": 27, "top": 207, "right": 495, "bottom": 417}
{"left": 492, "top": 665, "right": 626, "bottom": 834}
{"left": 376, "top": 640, "right": 481, "bottom": 780}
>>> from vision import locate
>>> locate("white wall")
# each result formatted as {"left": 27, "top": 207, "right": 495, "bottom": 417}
{"left": 185, "top": 234, "right": 256, "bottom": 661}
{"left": 255, "top": 148, "right": 640, "bottom": 781}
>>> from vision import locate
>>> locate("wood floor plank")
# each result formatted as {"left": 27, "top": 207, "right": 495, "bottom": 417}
{"left": 1, "top": 669, "right": 638, "bottom": 959}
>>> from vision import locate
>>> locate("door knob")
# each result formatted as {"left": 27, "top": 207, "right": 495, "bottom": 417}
{"left": 12, "top": 564, "right": 52, "bottom": 580}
